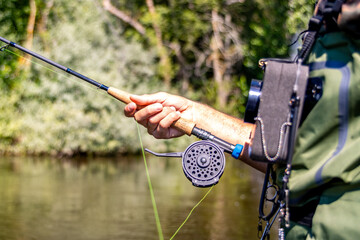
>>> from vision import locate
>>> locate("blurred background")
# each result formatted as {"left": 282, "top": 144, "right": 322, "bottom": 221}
{"left": 0, "top": 0, "right": 314, "bottom": 239}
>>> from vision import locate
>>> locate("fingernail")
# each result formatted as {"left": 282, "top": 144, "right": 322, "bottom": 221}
{"left": 170, "top": 106, "right": 176, "bottom": 111}
{"left": 127, "top": 104, "right": 134, "bottom": 111}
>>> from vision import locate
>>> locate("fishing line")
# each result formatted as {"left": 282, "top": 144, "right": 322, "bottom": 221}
{"left": 3, "top": 47, "right": 165, "bottom": 238}
{"left": 136, "top": 122, "right": 164, "bottom": 240}
{"left": 136, "top": 122, "right": 214, "bottom": 240}
{"left": 3, "top": 44, "right": 214, "bottom": 240}
{"left": 169, "top": 185, "right": 213, "bottom": 240}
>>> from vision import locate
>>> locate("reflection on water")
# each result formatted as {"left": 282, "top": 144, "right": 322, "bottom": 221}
{"left": 0, "top": 156, "right": 276, "bottom": 240}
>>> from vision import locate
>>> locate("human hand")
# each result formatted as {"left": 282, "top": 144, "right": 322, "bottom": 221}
{"left": 124, "top": 92, "right": 194, "bottom": 139}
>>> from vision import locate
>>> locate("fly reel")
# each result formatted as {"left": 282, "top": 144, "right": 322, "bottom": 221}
{"left": 182, "top": 141, "right": 225, "bottom": 187}
{"left": 145, "top": 140, "right": 226, "bottom": 188}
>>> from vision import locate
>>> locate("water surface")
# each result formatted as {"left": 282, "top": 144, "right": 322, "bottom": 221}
{"left": 0, "top": 156, "right": 277, "bottom": 240}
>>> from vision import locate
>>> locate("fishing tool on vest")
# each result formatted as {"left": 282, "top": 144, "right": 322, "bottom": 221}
{"left": 0, "top": 36, "right": 243, "bottom": 188}
{"left": 248, "top": 59, "right": 308, "bottom": 240}
{"left": 244, "top": 0, "right": 346, "bottom": 239}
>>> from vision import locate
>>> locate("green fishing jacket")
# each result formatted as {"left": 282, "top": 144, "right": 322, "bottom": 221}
{"left": 284, "top": 31, "right": 360, "bottom": 239}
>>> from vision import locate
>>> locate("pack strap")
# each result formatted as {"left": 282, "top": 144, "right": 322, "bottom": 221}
{"left": 289, "top": 199, "right": 320, "bottom": 228}
{"left": 297, "top": 0, "right": 345, "bottom": 61}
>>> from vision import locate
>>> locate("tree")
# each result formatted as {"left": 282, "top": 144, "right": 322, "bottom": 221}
{"left": 101, "top": 0, "right": 311, "bottom": 113}
{"left": 0, "top": 0, "right": 316, "bottom": 155}
{"left": 103, "top": 0, "right": 173, "bottom": 87}
{"left": 0, "top": 0, "right": 170, "bottom": 155}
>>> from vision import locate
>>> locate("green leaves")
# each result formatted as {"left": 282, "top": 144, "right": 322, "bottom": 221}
{"left": 0, "top": 0, "right": 315, "bottom": 155}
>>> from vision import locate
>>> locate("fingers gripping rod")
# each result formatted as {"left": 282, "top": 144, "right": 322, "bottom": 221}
{"left": 0, "top": 36, "right": 243, "bottom": 158}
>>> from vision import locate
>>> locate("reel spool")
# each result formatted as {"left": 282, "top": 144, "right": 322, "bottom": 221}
{"left": 182, "top": 141, "right": 225, "bottom": 188}
{"left": 145, "top": 140, "right": 226, "bottom": 188}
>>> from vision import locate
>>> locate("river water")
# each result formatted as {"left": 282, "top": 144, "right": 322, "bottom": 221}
{"left": 0, "top": 156, "right": 277, "bottom": 240}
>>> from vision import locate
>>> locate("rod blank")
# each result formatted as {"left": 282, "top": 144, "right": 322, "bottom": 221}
{"left": 0, "top": 36, "right": 197, "bottom": 136}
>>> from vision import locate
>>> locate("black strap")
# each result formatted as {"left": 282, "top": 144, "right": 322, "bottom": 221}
{"left": 297, "top": 0, "right": 345, "bottom": 61}
{"left": 289, "top": 199, "right": 320, "bottom": 228}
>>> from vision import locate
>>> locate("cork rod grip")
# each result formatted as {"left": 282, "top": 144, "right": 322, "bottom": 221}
{"left": 172, "top": 118, "right": 196, "bottom": 136}
{"left": 107, "top": 87, "right": 132, "bottom": 104}
{"left": 107, "top": 87, "right": 195, "bottom": 136}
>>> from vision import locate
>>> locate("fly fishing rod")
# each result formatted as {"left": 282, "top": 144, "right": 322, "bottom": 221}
{"left": 0, "top": 36, "right": 244, "bottom": 187}
{"left": 0, "top": 36, "right": 196, "bottom": 134}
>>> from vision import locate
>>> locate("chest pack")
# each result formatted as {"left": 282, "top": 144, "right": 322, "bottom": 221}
{"left": 245, "top": 1, "right": 357, "bottom": 239}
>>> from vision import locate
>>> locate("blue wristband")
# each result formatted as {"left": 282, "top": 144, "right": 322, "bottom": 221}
{"left": 231, "top": 144, "right": 244, "bottom": 159}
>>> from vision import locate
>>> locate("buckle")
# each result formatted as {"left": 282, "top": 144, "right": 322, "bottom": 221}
{"left": 308, "top": 16, "right": 323, "bottom": 31}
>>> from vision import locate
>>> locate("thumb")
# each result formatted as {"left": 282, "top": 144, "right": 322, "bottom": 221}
{"left": 124, "top": 102, "right": 137, "bottom": 117}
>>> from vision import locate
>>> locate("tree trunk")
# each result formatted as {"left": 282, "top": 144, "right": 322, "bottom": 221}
{"left": 145, "top": 0, "right": 172, "bottom": 87}
{"left": 37, "top": 0, "right": 55, "bottom": 51}
{"left": 19, "top": 0, "right": 37, "bottom": 68}
{"left": 211, "top": 10, "right": 227, "bottom": 108}
{"left": 169, "top": 42, "right": 191, "bottom": 94}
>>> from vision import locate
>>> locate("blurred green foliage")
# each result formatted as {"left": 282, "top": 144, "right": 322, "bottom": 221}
{"left": 0, "top": 0, "right": 315, "bottom": 156}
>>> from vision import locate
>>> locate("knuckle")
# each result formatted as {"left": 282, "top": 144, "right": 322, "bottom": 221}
{"left": 148, "top": 117, "right": 157, "bottom": 125}
{"left": 170, "top": 111, "right": 177, "bottom": 118}
{"left": 168, "top": 112, "right": 179, "bottom": 122}
{"left": 158, "top": 121, "right": 168, "bottom": 129}
{"left": 164, "top": 106, "right": 175, "bottom": 113}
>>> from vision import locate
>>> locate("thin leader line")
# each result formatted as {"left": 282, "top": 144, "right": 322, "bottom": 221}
{"left": 5, "top": 45, "right": 215, "bottom": 240}
{"left": 136, "top": 122, "right": 164, "bottom": 240}
{"left": 169, "top": 185, "right": 214, "bottom": 240}
{"left": 136, "top": 122, "right": 214, "bottom": 240}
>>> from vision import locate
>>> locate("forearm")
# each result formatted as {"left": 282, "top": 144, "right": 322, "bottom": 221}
{"left": 125, "top": 93, "right": 267, "bottom": 172}
{"left": 191, "top": 101, "right": 266, "bottom": 173}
